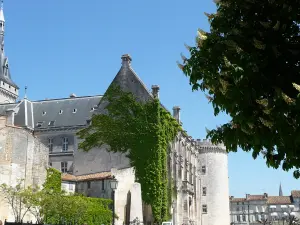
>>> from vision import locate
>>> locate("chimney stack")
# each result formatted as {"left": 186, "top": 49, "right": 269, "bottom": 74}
{"left": 173, "top": 106, "right": 181, "bottom": 122}
{"left": 6, "top": 109, "right": 15, "bottom": 126}
{"left": 121, "top": 54, "right": 132, "bottom": 67}
{"left": 151, "top": 85, "right": 160, "bottom": 99}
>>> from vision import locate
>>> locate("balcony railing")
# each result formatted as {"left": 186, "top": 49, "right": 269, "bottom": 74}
{"left": 182, "top": 180, "right": 194, "bottom": 195}
{"left": 49, "top": 151, "right": 74, "bottom": 156}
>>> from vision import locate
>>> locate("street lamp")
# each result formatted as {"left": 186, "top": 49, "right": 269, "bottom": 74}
{"left": 110, "top": 176, "right": 118, "bottom": 225}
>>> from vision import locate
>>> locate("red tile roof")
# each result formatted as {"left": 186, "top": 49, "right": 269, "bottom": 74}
{"left": 247, "top": 195, "right": 267, "bottom": 201}
{"left": 231, "top": 198, "right": 246, "bottom": 202}
{"left": 291, "top": 190, "right": 300, "bottom": 198}
{"left": 267, "top": 196, "right": 292, "bottom": 204}
{"left": 62, "top": 171, "right": 112, "bottom": 182}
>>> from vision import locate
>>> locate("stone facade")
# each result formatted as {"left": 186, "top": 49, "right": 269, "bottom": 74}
{"left": 0, "top": 116, "right": 48, "bottom": 222}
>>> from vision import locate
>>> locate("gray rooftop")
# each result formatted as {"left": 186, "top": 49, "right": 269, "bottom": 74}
{"left": 0, "top": 54, "right": 160, "bottom": 131}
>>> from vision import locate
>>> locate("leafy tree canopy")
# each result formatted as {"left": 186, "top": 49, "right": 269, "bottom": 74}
{"left": 180, "top": 0, "right": 300, "bottom": 177}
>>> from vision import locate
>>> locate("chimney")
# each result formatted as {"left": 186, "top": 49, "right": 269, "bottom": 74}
{"left": 6, "top": 109, "right": 15, "bottom": 126}
{"left": 121, "top": 54, "right": 132, "bottom": 67}
{"left": 151, "top": 85, "right": 160, "bottom": 99}
{"left": 70, "top": 93, "right": 76, "bottom": 98}
{"left": 173, "top": 106, "right": 181, "bottom": 122}
{"left": 246, "top": 194, "right": 250, "bottom": 200}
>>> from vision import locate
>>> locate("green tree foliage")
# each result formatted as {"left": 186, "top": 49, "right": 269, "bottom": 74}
{"left": 43, "top": 167, "right": 61, "bottom": 193}
{"left": 0, "top": 180, "right": 37, "bottom": 222}
{"left": 0, "top": 169, "right": 113, "bottom": 225}
{"left": 180, "top": 0, "right": 300, "bottom": 177}
{"left": 78, "top": 85, "right": 181, "bottom": 222}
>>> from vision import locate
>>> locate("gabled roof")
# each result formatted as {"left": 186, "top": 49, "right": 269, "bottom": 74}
{"left": 231, "top": 198, "right": 246, "bottom": 202}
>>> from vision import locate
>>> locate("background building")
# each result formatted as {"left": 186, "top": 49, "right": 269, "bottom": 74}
{"left": 230, "top": 187, "right": 300, "bottom": 224}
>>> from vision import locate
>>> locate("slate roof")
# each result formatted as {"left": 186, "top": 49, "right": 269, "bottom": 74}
{"left": 0, "top": 95, "right": 102, "bottom": 130}
{"left": 267, "top": 196, "right": 292, "bottom": 204}
{"left": 62, "top": 171, "right": 112, "bottom": 182}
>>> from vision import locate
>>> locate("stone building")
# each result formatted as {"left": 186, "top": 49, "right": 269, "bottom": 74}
{"left": 230, "top": 188, "right": 300, "bottom": 224}
{"left": 0, "top": 3, "right": 230, "bottom": 225}
{"left": 0, "top": 113, "right": 48, "bottom": 222}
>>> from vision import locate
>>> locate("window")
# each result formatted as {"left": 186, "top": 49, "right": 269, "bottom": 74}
{"left": 49, "top": 162, "right": 52, "bottom": 167}
{"left": 73, "top": 109, "right": 77, "bottom": 113}
{"left": 86, "top": 119, "right": 91, "bottom": 125}
{"left": 48, "top": 121, "right": 55, "bottom": 126}
{"left": 242, "top": 215, "right": 246, "bottom": 222}
{"left": 202, "top": 204, "right": 207, "bottom": 213}
{"left": 202, "top": 187, "right": 207, "bottom": 196}
{"left": 202, "top": 166, "right": 206, "bottom": 174}
{"left": 90, "top": 107, "right": 95, "bottom": 111}
{"left": 36, "top": 121, "right": 43, "bottom": 127}
{"left": 62, "top": 137, "right": 68, "bottom": 152}
{"left": 61, "top": 162, "right": 68, "bottom": 173}
{"left": 48, "top": 138, "right": 53, "bottom": 152}
{"left": 237, "top": 207, "right": 239, "bottom": 211}
{"left": 69, "top": 183, "right": 73, "bottom": 191}
{"left": 237, "top": 215, "right": 240, "bottom": 222}
{"left": 102, "top": 180, "right": 105, "bottom": 190}
{"left": 87, "top": 181, "right": 91, "bottom": 189}
{"left": 59, "top": 110, "right": 63, "bottom": 114}
{"left": 42, "top": 111, "right": 46, "bottom": 115}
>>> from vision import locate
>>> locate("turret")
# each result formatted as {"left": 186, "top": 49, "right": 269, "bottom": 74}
{"left": 196, "top": 139, "right": 230, "bottom": 225}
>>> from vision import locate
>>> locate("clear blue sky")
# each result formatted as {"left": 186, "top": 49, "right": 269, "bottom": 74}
{"left": 4, "top": 0, "right": 299, "bottom": 197}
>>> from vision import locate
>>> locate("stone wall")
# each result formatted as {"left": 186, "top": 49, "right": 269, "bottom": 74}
{"left": 0, "top": 122, "right": 48, "bottom": 222}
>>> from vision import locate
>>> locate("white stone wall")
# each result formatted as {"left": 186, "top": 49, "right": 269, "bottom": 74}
{"left": 0, "top": 81, "right": 18, "bottom": 103}
{"left": 0, "top": 123, "right": 48, "bottom": 222}
{"left": 198, "top": 140, "right": 230, "bottom": 225}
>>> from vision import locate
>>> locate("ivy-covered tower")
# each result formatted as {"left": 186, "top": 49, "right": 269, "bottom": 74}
{"left": 0, "top": 1, "right": 19, "bottom": 103}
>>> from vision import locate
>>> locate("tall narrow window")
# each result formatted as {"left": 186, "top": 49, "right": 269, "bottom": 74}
{"left": 102, "top": 180, "right": 105, "bottom": 190}
{"left": 62, "top": 137, "right": 68, "bottom": 152}
{"left": 202, "top": 166, "right": 206, "bottom": 174}
{"left": 202, "top": 204, "right": 207, "bottom": 213}
{"left": 48, "top": 138, "right": 53, "bottom": 153}
{"left": 202, "top": 187, "right": 207, "bottom": 196}
{"left": 61, "top": 162, "right": 68, "bottom": 173}
{"left": 87, "top": 181, "right": 91, "bottom": 189}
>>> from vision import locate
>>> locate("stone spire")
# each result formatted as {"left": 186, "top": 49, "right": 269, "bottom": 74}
{"left": 279, "top": 183, "right": 283, "bottom": 196}
{"left": 0, "top": 0, "right": 19, "bottom": 103}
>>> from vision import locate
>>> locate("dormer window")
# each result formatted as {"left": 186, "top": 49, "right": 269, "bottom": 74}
{"left": 36, "top": 121, "right": 44, "bottom": 127}
{"left": 48, "top": 121, "right": 55, "bottom": 126}
{"left": 42, "top": 111, "right": 46, "bottom": 115}
{"left": 59, "top": 110, "right": 63, "bottom": 114}
{"left": 86, "top": 119, "right": 91, "bottom": 125}
{"left": 73, "top": 109, "right": 77, "bottom": 113}
{"left": 90, "top": 107, "right": 95, "bottom": 111}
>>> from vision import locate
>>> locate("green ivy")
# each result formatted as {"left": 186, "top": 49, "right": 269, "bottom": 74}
{"left": 78, "top": 85, "right": 181, "bottom": 222}
{"left": 43, "top": 168, "right": 62, "bottom": 193}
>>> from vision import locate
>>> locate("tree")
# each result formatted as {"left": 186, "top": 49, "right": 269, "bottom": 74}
{"left": 0, "top": 180, "right": 36, "bottom": 222}
{"left": 257, "top": 218, "right": 271, "bottom": 225}
{"left": 180, "top": 0, "right": 300, "bottom": 176}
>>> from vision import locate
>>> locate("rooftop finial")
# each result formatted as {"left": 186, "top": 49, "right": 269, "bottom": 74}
{"left": 1, "top": 0, "right": 3, "bottom": 10}
{"left": 0, "top": 0, "right": 4, "bottom": 22}
{"left": 24, "top": 86, "right": 27, "bottom": 99}
{"left": 121, "top": 54, "right": 132, "bottom": 67}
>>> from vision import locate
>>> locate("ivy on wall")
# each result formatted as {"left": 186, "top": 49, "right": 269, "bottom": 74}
{"left": 78, "top": 85, "right": 181, "bottom": 222}
{"left": 43, "top": 167, "right": 62, "bottom": 193}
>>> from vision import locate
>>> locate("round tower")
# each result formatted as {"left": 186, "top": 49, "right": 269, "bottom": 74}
{"left": 196, "top": 139, "right": 230, "bottom": 225}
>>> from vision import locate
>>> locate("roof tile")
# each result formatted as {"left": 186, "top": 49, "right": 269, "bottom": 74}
{"left": 267, "top": 196, "right": 292, "bottom": 204}
{"left": 62, "top": 171, "right": 112, "bottom": 182}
